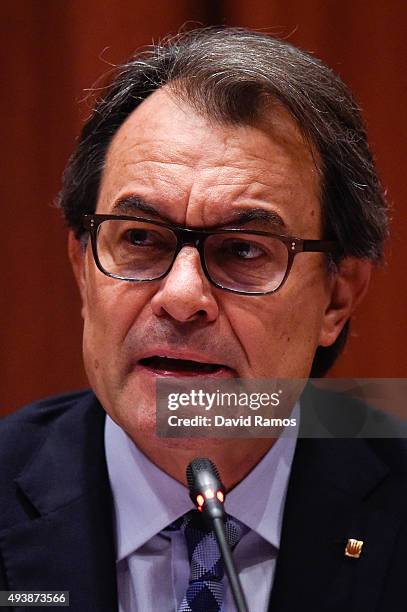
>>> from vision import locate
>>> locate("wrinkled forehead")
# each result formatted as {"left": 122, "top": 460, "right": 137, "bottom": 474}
{"left": 98, "top": 87, "right": 322, "bottom": 234}
{"left": 106, "top": 85, "right": 319, "bottom": 164}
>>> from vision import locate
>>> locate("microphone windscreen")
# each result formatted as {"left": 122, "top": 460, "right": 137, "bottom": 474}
{"left": 186, "top": 457, "right": 221, "bottom": 490}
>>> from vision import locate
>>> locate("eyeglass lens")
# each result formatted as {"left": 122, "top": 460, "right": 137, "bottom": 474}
{"left": 95, "top": 219, "right": 289, "bottom": 293}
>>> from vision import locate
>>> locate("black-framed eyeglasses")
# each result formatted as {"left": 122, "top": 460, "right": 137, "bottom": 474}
{"left": 83, "top": 214, "right": 337, "bottom": 296}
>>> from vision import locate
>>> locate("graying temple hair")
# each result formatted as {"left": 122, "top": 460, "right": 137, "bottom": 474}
{"left": 58, "top": 27, "right": 388, "bottom": 375}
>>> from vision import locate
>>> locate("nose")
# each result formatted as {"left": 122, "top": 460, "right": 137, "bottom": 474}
{"left": 150, "top": 246, "right": 219, "bottom": 322}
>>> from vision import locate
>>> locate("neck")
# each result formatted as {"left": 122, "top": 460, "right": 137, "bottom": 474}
{"left": 132, "top": 436, "right": 277, "bottom": 490}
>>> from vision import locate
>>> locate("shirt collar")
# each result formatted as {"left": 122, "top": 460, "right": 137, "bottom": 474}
{"left": 105, "top": 404, "right": 299, "bottom": 562}
{"left": 226, "top": 402, "right": 299, "bottom": 548}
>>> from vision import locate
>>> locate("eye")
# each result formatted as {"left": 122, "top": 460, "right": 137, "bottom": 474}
{"left": 125, "top": 228, "right": 156, "bottom": 246}
{"left": 223, "top": 239, "right": 266, "bottom": 260}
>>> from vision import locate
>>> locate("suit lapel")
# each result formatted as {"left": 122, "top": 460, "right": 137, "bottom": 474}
{"left": 268, "top": 387, "right": 405, "bottom": 612}
{"left": 2, "top": 387, "right": 405, "bottom": 611}
{"left": 0, "top": 394, "right": 117, "bottom": 612}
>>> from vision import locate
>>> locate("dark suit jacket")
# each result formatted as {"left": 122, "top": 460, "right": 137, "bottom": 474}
{"left": 1, "top": 389, "right": 407, "bottom": 611}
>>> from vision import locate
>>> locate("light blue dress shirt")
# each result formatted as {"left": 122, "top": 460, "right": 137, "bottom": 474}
{"left": 105, "top": 406, "right": 299, "bottom": 612}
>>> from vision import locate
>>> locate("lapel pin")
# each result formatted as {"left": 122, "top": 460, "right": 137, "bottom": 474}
{"left": 345, "top": 538, "right": 364, "bottom": 558}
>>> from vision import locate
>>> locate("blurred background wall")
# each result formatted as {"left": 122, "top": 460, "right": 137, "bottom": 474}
{"left": 2, "top": 0, "right": 406, "bottom": 414}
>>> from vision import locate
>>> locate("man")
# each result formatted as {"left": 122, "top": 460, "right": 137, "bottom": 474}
{"left": 1, "top": 27, "right": 406, "bottom": 612}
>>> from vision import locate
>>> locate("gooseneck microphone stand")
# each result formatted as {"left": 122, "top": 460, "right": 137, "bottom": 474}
{"left": 186, "top": 458, "right": 249, "bottom": 612}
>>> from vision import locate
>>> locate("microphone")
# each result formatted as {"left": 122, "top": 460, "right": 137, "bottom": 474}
{"left": 186, "top": 458, "right": 249, "bottom": 612}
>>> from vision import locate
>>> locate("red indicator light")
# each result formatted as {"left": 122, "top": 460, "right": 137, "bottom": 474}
{"left": 216, "top": 491, "right": 224, "bottom": 503}
{"left": 205, "top": 488, "right": 215, "bottom": 499}
{"left": 198, "top": 506, "right": 202, "bottom": 512}
{"left": 197, "top": 494, "right": 205, "bottom": 507}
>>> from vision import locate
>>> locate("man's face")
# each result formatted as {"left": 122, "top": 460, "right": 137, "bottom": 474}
{"left": 72, "top": 88, "right": 338, "bottom": 446}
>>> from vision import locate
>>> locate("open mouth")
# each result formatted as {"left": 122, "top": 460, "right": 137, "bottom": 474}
{"left": 138, "top": 356, "right": 231, "bottom": 377}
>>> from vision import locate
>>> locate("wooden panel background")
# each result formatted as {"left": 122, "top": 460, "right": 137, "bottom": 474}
{"left": 1, "top": 1, "right": 406, "bottom": 414}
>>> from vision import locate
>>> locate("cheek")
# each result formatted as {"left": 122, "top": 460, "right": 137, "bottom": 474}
{"left": 81, "top": 266, "right": 150, "bottom": 370}
{"left": 222, "top": 270, "right": 329, "bottom": 377}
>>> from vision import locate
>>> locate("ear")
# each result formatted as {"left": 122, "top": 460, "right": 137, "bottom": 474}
{"left": 68, "top": 231, "right": 87, "bottom": 314}
{"left": 318, "top": 257, "right": 372, "bottom": 347}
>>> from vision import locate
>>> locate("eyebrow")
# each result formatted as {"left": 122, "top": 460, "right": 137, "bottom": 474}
{"left": 113, "top": 196, "right": 165, "bottom": 218}
{"left": 227, "top": 208, "right": 286, "bottom": 229}
{"left": 112, "top": 195, "right": 287, "bottom": 230}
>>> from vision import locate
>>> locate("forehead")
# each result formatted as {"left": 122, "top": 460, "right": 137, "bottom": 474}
{"left": 97, "top": 87, "right": 321, "bottom": 235}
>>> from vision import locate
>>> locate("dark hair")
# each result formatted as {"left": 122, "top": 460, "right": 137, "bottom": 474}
{"left": 58, "top": 27, "right": 388, "bottom": 376}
